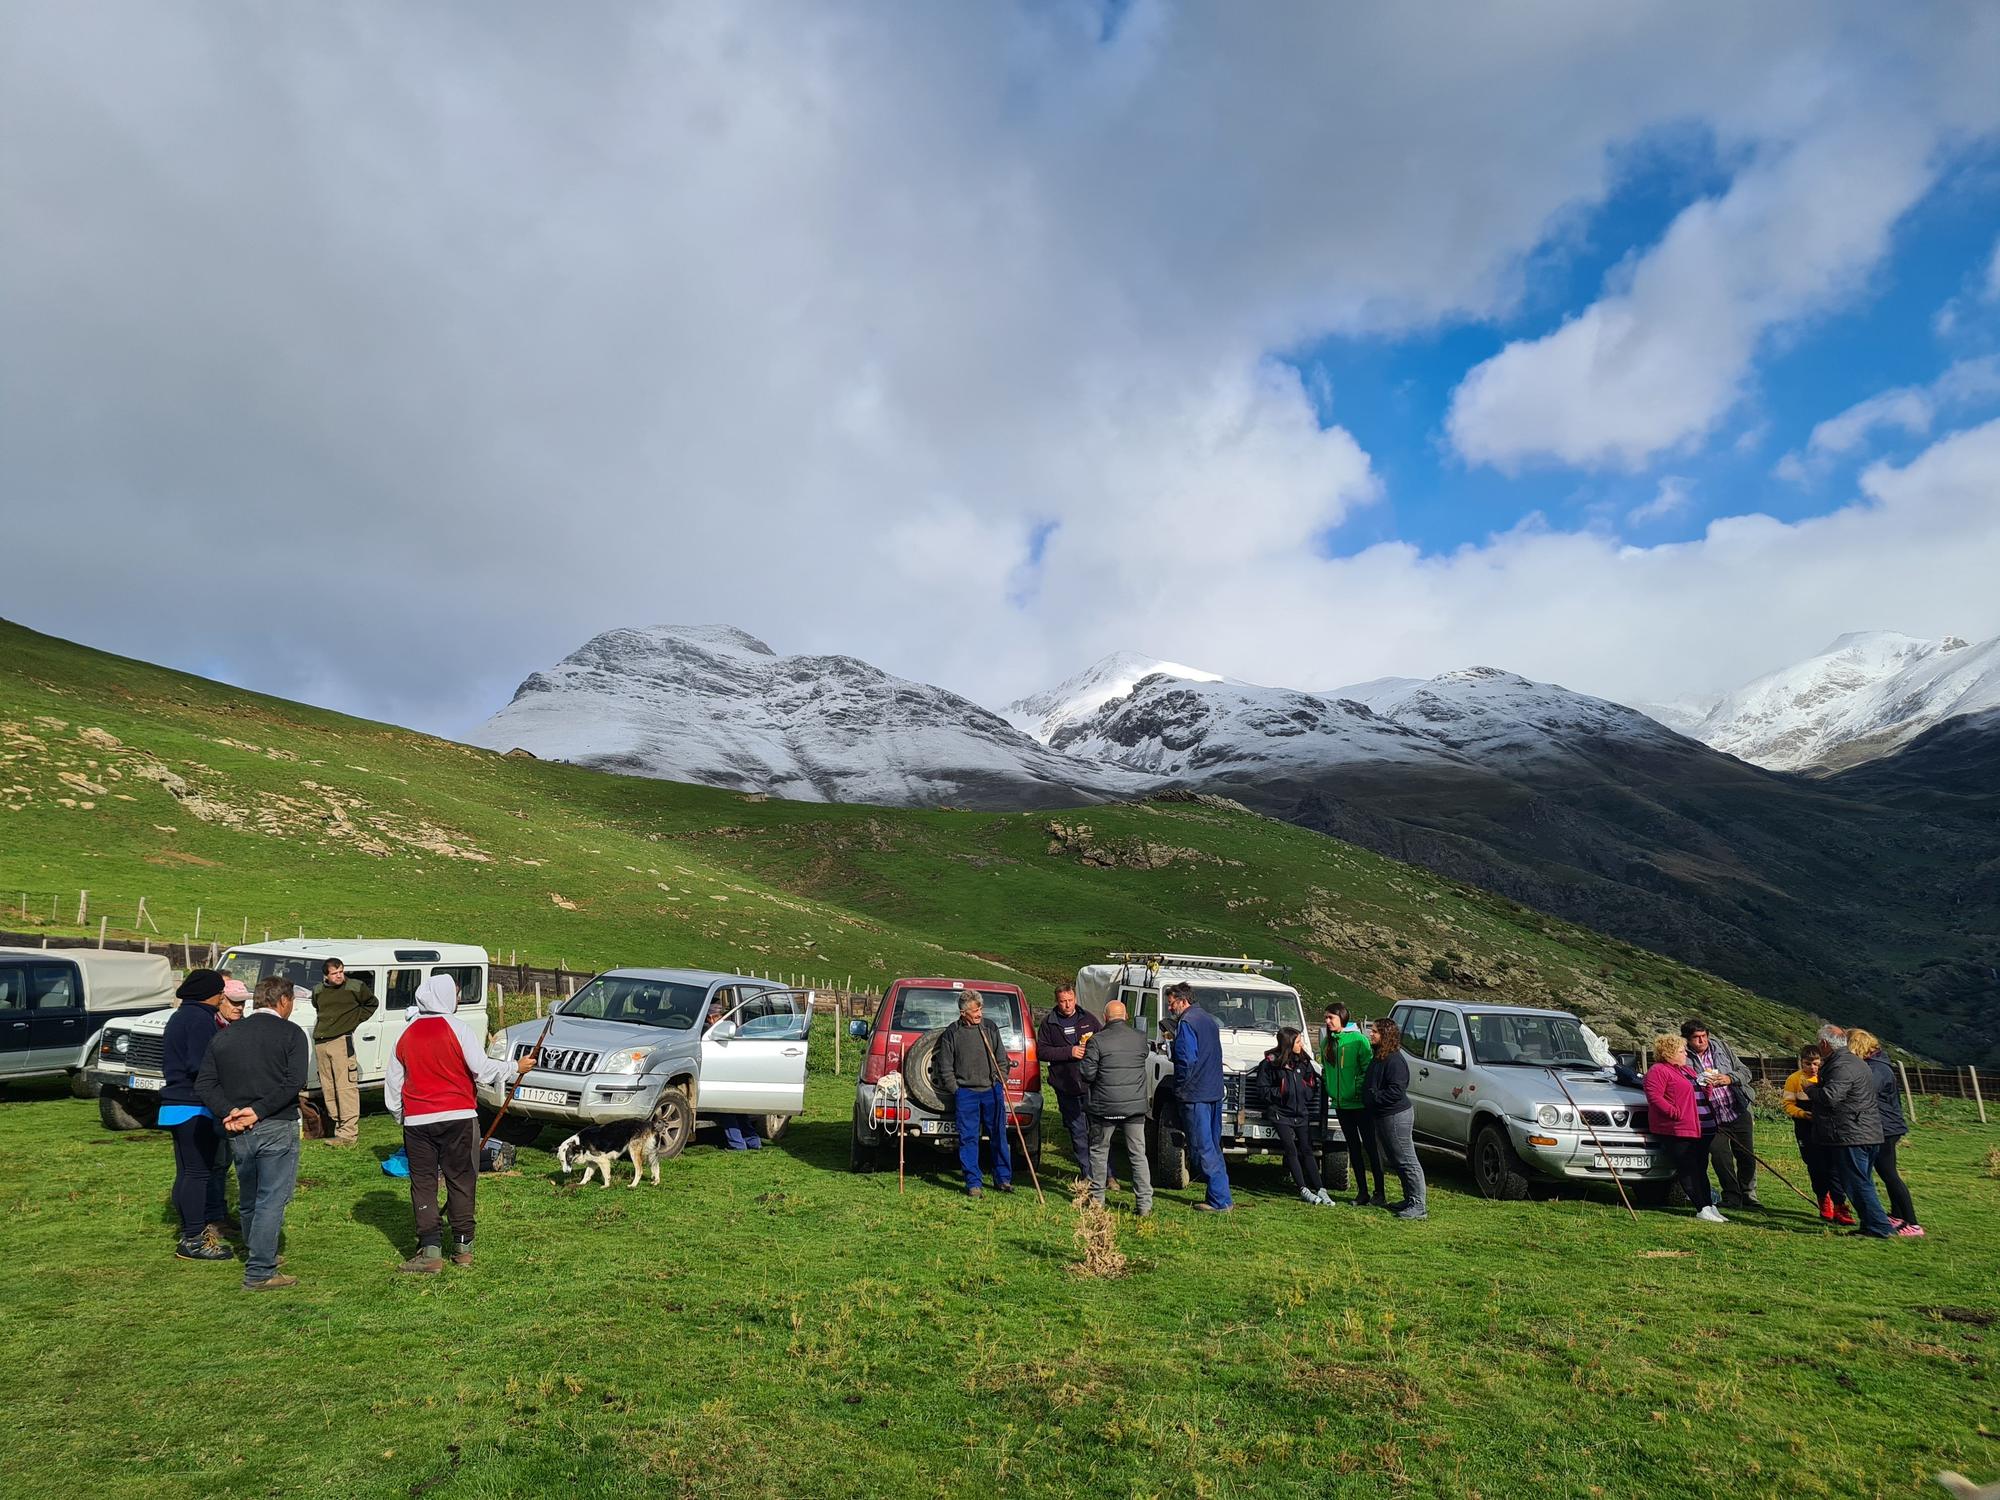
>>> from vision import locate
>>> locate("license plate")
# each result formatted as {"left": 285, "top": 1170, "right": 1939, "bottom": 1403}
{"left": 922, "top": 1121, "right": 951, "bottom": 1137}
{"left": 514, "top": 1087, "right": 568, "bottom": 1106}
{"left": 128, "top": 1075, "right": 165, "bottom": 1092}
{"left": 1594, "top": 1153, "right": 1652, "bottom": 1170}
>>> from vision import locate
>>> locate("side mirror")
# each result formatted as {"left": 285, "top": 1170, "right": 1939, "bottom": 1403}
{"left": 708, "top": 1020, "right": 737, "bottom": 1041}
{"left": 1435, "top": 1043, "right": 1464, "bottom": 1067}
{"left": 848, "top": 1018, "right": 870, "bottom": 1039}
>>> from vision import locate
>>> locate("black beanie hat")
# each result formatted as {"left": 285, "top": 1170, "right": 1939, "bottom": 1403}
{"left": 176, "top": 969, "right": 225, "bottom": 1003}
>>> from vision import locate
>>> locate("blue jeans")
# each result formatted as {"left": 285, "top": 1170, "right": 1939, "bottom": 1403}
{"left": 1839, "top": 1144, "right": 1894, "bottom": 1236}
{"left": 719, "top": 1114, "right": 763, "bottom": 1151}
{"left": 1055, "top": 1090, "right": 1091, "bottom": 1166}
{"left": 953, "top": 1084, "right": 1012, "bottom": 1190}
{"left": 1181, "top": 1099, "right": 1232, "bottom": 1208}
{"left": 229, "top": 1117, "right": 299, "bottom": 1283}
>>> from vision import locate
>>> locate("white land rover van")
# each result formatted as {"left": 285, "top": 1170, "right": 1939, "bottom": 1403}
{"left": 90, "top": 938, "right": 488, "bottom": 1131}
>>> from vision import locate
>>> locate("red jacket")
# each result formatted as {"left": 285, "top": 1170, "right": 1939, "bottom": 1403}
{"left": 394, "top": 1015, "right": 478, "bottom": 1120}
{"left": 1644, "top": 1062, "right": 1701, "bottom": 1138}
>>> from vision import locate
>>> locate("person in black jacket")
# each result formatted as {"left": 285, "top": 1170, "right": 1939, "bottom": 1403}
{"left": 196, "top": 976, "right": 310, "bottom": 1289}
{"left": 1803, "top": 1032, "right": 1891, "bottom": 1238}
{"left": 1034, "top": 985, "right": 1100, "bottom": 1170}
{"left": 1077, "top": 999, "right": 1152, "bottom": 1215}
{"left": 158, "top": 970, "right": 238, "bottom": 1262}
{"left": 1850, "top": 1029, "right": 1923, "bottom": 1236}
{"left": 1364, "top": 1018, "right": 1426, "bottom": 1220}
{"left": 1255, "top": 1026, "right": 1329, "bottom": 1205}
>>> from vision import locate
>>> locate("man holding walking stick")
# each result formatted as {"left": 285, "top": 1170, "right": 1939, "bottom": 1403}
{"left": 937, "top": 991, "right": 1014, "bottom": 1198}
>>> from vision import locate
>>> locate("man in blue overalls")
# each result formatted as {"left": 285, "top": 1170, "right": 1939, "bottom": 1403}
{"left": 1167, "top": 982, "right": 1232, "bottom": 1212}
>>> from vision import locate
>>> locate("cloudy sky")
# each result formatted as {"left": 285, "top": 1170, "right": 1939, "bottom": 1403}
{"left": 6, "top": 1, "right": 2000, "bottom": 736}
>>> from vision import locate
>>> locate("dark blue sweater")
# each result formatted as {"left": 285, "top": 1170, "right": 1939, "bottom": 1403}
{"left": 1363, "top": 1051, "right": 1412, "bottom": 1117}
{"left": 161, "top": 1002, "right": 224, "bottom": 1107}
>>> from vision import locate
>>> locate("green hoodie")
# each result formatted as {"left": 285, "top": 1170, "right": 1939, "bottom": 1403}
{"left": 1323, "top": 1024, "right": 1374, "bottom": 1110}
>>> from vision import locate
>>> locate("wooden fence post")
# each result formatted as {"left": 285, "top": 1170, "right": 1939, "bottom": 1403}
{"left": 78, "top": 890, "right": 88, "bottom": 926}
{"left": 193, "top": 906, "right": 202, "bottom": 941}
{"left": 1896, "top": 1060, "right": 1917, "bottom": 1127}
{"left": 534, "top": 982, "right": 542, "bottom": 1020}
{"left": 1970, "top": 1066, "right": 1987, "bottom": 1126}
{"left": 98, "top": 915, "right": 107, "bottom": 947}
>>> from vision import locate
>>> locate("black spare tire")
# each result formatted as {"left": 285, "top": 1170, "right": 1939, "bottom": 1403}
{"left": 900, "top": 1028, "right": 954, "bottom": 1115}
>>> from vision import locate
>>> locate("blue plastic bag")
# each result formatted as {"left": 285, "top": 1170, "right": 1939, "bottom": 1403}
{"left": 381, "top": 1147, "right": 410, "bottom": 1178}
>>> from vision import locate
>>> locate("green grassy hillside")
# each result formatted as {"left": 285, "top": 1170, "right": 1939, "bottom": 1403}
{"left": 1, "top": 617, "right": 1817, "bottom": 1049}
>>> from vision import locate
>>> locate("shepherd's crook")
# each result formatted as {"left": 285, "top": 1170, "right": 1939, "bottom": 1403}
{"left": 1544, "top": 1067, "right": 1638, "bottom": 1222}
{"left": 1746, "top": 1146, "right": 1819, "bottom": 1208}
{"left": 480, "top": 1002, "right": 557, "bottom": 1152}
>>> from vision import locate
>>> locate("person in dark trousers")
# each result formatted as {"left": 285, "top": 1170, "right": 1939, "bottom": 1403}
{"left": 1166, "top": 982, "right": 1232, "bottom": 1212}
{"left": 1077, "top": 998, "right": 1152, "bottom": 1215}
{"left": 159, "top": 969, "right": 238, "bottom": 1261}
{"left": 1256, "top": 1026, "right": 1329, "bottom": 1205}
{"left": 195, "top": 976, "right": 309, "bottom": 1290}
{"left": 1783, "top": 1044, "right": 1852, "bottom": 1224}
{"left": 1804, "top": 1030, "right": 1893, "bottom": 1238}
{"left": 1323, "top": 1002, "right": 1383, "bottom": 1207}
{"left": 1645, "top": 1032, "right": 1724, "bottom": 1221}
{"left": 310, "top": 958, "right": 377, "bottom": 1146}
{"left": 1035, "top": 984, "right": 1100, "bottom": 1170}
{"left": 1364, "top": 1018, "right": 1426, "bottom": 1220}
{"left": 385, "top": 973, "right": 531, "bottom": 1272}
{"left": 1849, "top": 1029, "right": 1924, "bottom": 1237}
{"left": 936, "top": 990, "right": 1013, "bottom": 1197}
{"left": 1682, "top": 1019, "right": 1757, "bottom": 1207}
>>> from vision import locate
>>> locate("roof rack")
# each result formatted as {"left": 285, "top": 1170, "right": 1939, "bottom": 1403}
{"left": 1106, "top": 952, "right": 1282, "bottom": 974}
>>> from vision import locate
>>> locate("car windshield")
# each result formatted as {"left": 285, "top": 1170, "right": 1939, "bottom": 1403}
{"left": 1194, "top": 986, "right": 1302, "bottom": 1033}
{"left": 1464, "top": 1011, "right": 1600, "bottom": 1067}
{"left": 561, "top": 976, "right": 707, "bottom": 1030}
{"left": 890, "top": 987, "right": 1024, "bottom": 1043}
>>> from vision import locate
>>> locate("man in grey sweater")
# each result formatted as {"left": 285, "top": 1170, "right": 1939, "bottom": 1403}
{"left": 936, "top": 991, "right": 1013, "bottom": 1197}
{"left": 1078, "top": 999, "right": 1152, "bottom": 1215}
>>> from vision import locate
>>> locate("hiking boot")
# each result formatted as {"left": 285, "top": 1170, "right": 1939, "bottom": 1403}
{"left": 1832, "top": 1204, "right": 1857, "bottom": 1226}
{"left": 397, "top": 1247, "right": 444, "bottom": 1275}
{"left": 1393, "top": 1206, "right": 1428, "bottom": 1221}
{"left": 966, "top": 1185, "right": 983, "bottom": 1199}
{"left": 176, "top": 1236, "right": 233, "bottom": 1262}
{"left": 244, "top": 1274, "right": 298, "bottom": 1291}
{"left": 995, "top": 1182, "right": 1014, "bottom": 1194}
{"left": 451, "top": 1239, "right": 474, "bottom": 1268}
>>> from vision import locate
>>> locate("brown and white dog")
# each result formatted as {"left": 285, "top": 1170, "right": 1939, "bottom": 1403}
{"left": 555, "top": 1108, "right": 677, "bottom": 1189}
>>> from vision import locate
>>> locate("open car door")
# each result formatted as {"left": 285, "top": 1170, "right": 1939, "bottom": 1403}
{"left": 699, "top": 987, "right": 813, "bottom": 1115}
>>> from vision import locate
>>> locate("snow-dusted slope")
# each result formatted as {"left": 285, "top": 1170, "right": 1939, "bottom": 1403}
{"left": 1003, "top": 652, "right": 1222, "bottom": 745}
{"left": 471, "top": 625, "right": 1150, "bottom": 808}
{"left": 1346, "top": 666, "right": 1695, "bottom": 768}
{"left": 1688, "top": 631, "right": 2000, "bottom": 772}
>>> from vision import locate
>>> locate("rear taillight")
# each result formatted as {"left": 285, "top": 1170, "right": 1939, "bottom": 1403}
{"left": 1012, "top": 1004, "right": 1040, "bottom": 1099}
{"left": 859, "top": 1021, "right": 891, "bottom": 1085}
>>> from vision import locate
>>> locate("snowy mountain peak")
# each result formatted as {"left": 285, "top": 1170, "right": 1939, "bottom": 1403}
{"left": 1002, "top": 651, "right": 1223, "bottom": 745}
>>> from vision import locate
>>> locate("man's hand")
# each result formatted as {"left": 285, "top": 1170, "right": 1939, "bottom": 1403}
{"left": 514, "top": 1055, "right": 535, "bottom": 1076}
{"left": 223, "top": 1107, "right": 257, "bottom": 1133}
{"left": 1071, "top": 1044, "right": 1087, "bottom": 1060}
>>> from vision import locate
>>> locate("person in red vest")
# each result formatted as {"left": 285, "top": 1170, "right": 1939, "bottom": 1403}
{"left": 385, "top": 973, "right": 532, "bottom": 1273}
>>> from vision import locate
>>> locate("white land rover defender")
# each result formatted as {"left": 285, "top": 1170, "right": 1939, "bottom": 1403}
{"left": 1073, "top": 953, "right": 1348, "bottom": 1193}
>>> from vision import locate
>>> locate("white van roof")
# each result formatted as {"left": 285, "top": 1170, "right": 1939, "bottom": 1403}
{"left": 220, "top": 938, "right": 489, "bottom": 966}
{"left": 0, "top": 947, "right": 178, "bottom": 1013}
{"left": 1075, "top": 960, "right": 1299, "bottom": 1015}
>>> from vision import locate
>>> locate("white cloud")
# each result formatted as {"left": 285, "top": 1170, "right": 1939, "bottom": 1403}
{"left": 1773, "top": 355, "right": 2000, "bottom": 481}
{"left": 1626, "top": 476, "right": 1695, "bottom": 526}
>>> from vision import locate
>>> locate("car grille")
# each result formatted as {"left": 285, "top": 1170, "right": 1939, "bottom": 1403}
{"left": 107, "top": 1034, "right": 165, "bottom": 1073}
{"left": 514, "top": 1043, "right": 601, "bottom": 1075}
{"left": 1580, "top": 1106, "right": 1645, "bottom": 1131}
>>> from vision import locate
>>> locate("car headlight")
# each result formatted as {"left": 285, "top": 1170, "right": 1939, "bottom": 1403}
{"left": 600, "top": 1047, "right": 651, "bottom": 1076}
{"left": 1535, "top": 1103, "right": 1563, "bottom": 1128}
{"left": 486, "top": 1033, "right": 510, "bottom": 1060}
{"left": 113, "top": 1033, "right": 131, "bottom": 1057}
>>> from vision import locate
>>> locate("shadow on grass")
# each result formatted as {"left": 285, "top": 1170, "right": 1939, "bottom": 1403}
{"left": 352, "top": 1188, "right": 413, "bottom": 1253}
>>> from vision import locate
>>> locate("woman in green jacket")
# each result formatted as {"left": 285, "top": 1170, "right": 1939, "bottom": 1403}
{"left": 1323, "top": 1003, "right": 1384, "bottom": 1208}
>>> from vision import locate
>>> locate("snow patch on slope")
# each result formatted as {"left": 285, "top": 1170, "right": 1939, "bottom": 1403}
{"left": 1003, "top": 652, "right": 1222, "bottom": 745}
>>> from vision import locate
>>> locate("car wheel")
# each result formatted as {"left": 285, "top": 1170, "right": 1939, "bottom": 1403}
{"left": 1320, "top": 1145, "right": 1351, "bottom": 1194}
{"left": 69, "top": 1070, "right": 104, "bottom": 1101}
{"left": 478, "top": 1109, "right": 544, "bottom": 1148}
{"left": 762, "top": 1113, "right": 791, "bottom": 1144}
{"left": 1472, "top": 1121, "right": 1532, "bottom": 1200}
{"left": 652, "top": 1089, "right": 694, "bottom": 1159}
{"left": 849, "top": 1103, "right": 881, "bottom": 1173}
{"left": 900, "top": 1029, "right": 952, "bottom": 1114}
{"left": 1149, "top": 1104, "right": 1188, "bottom": 1190}
{"left": 99, "top": 1089, "right": 157, "bottom": 1132}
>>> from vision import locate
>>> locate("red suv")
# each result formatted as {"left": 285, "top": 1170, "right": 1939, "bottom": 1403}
{"left": 848, "top": 978, "right": 1042, "bottom": 1172}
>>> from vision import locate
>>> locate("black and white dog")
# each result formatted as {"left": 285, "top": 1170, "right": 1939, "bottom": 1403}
{"left": 555, "top": 1108, "right": 677, "bottom": 1189}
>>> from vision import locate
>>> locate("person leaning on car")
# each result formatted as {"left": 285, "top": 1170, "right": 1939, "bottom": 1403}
{"left": 937, "top": 991, "right": 1014, "bottom": 1198}
{"left": 310, "top": 958, "right": 377, "bottom": 1146}
{"left": 1077, "top": 998, "right": 1152, "bottom": 1216}
{"left": 195, "top": 975, "right": 310, "bottom": 1291}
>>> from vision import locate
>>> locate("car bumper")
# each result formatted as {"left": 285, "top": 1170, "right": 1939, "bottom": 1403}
{"left": 1512, "top": 1123, "right": 1674, "bottom": 1181}
{"left": 90, "top": 1064, "right": 166, "bottom": 1092}
{"left": 479, "top": 1071, "right": 667, "bottom": 1126}
{"left": 854, "top": 1082, "right": 1042, "bottom": 1142}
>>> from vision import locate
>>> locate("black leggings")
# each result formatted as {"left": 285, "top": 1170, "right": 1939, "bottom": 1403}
{"left": 1874, "top": 1135, "right": 1917, "bottom": 1224}
{"left": 1336, "top": 1107, "right": 1383, "bottom": 1196}
{"left": 1274, "top": 1118, "right": 1323, "bottom": 1194}
{"left": 1663, "top": 1136, "right": 1713, "bottom": 1210}
{"left": 169, "top": 1115, "right": 229, "bottom": 1238}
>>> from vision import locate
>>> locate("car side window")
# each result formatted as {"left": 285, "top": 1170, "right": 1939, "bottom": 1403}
{"left": 1390, "top": 1003, "right": 1412, "bottom": 1034}
{"left": 0, "top": 963, "right": 25, "bottom": 1017}
{"left": 28, "top": 963, "right": 81, "bottom": 1010}
{"left": 384, "top": 968, "right": 422, "bottom": 1011}
{"left": 1429, "top": 1009, "right": 1465, "bottom": 1066}
{"left": 1121, "top": 987, "right": 1149, "bottom": 1036}
{"left": 432, "top": 965, "right": 483, "bottom": 1007}
{"left": 1400, "top": 1006, "right": 1435, "bottom": 1058}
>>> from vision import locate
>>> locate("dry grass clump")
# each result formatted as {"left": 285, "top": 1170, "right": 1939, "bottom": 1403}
{"left": 1067, "top": 1175, "right": 1128, "bottom": 1279}
{"left": 1983, "top": 1147, "right": 2000, "bottom": 1181}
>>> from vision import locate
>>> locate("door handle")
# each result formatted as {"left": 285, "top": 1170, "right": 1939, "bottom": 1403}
{"left": 1418, "top": 1067, "right": 1430, "bottom": 1078}
{"left": 782, "top": 1047, "right": 804, "bottom": 1057}
{"left": 8, "top": 1022, "right": 26, "bottom": 1030}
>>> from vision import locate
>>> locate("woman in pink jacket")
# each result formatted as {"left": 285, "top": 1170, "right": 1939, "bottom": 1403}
{"left": 1646, "top": 1033, "right": 1726, "bottom": 1223}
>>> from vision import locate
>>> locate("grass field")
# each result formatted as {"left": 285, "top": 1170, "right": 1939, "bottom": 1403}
{"left": 2, "top": 1064, "right": 1996, "bottom": 1499}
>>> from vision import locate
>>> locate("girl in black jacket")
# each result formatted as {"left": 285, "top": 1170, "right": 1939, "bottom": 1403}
{"left": 1256, "top": 1027, "right": 1330, "bottom": 1205}
{"left": 1365, "top": 1019, "right": 1427, "bottom": 1219}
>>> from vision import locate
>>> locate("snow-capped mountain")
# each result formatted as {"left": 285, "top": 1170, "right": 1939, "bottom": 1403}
{"left": 1679, "top": 631, "right": 2000, "bottom": 773}
{"left": 1340, "top": 666, "right": 1695, "bottom": 768}
{"left": 471, "top": 625, "right": 1148, "bottom": 809}
{"left": 1002, "top": 652, "right": 1222, "bottom": 745}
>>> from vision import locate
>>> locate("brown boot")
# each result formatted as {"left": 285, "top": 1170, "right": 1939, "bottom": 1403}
{"left": 450, "top": 1238, "right": 474, "bottom": 1268}
{"left": 244, "top": 1274, "right": 298, "bottom": 1291}
{"left": 396, "top": 1247, "right": 444, "bottom": 1275}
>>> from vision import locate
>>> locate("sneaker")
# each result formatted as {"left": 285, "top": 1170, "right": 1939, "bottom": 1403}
{"left": 1369, "top": 1192, "right": 1389, "bottom": 1208}
{"left": 176, "top": 1237, "right": 233, "bottom": 1262}
{"left": 209, "top": 1216, "right": 243, "bottom": 1237}
{"left": 1832, "top": 1205, "right": 1857, "bottom": 1226}
{"left": 1695, "top": 1206, "right": 1728, "bottom": 1224}
{"left": 244, "top": 1274, "right": 298, "bottom": 1291}
{"left": 1135, "top": 1204, "right": 1153, "bottom": 1218}
{"left": 966, "top": 1185, "right": 983, "bottom": 1199}
{"left": 1191, "top": 1201, "right": 1232, "bottom": 1213}
{"left": 1300, "top": 1189, "right": 1321, "bottom": 1205}
{"left": 1894, "top": 1223, "right": 1926, "bottom": 1238}
{"left": 1393, "top": 1206, "right": 1428, "bottom": 1221}
{"left": 1819, "top": 1193, "right": 1836, "bottom": 1222}
{"left": 1314, "top": 1190, "right": 1335, "bottom": 1206}
{"left": 1350, "top": 1194, "right": 1372, "bottom": 1208}
{"left": 1743, "top": 1191, "right": 1761, "bottom": 1206}
{"left": 995, "top": 1182, "right": 1015, "bottom": 1194}
{"left": 396, "top": 1248, "right": 444, "bottom": 1275}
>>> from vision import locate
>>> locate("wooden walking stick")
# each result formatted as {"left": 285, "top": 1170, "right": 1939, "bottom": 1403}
{"left": 981, "top": 1027, "right": 1045, "bottom": 1206}
{"left": 1544, "top": 1068, "right": 1637, "bottom": 1222}
{"left": 480, "top": 1005, "right": 558, "bottom": 1152}
{"left": 1745, "top": 1146, "right": 1819, "bottom": 1208}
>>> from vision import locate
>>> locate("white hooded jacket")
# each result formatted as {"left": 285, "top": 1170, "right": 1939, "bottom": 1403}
{"left": 384, "top": 974, "right": 516, "bottom": 1127}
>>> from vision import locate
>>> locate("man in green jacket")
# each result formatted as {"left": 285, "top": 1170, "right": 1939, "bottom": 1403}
{"left": 311, "top": 958, "right": 377, "bottom": 1145}
{"left": 1323, "top": 1002, "right": 1384, "bottom": 1207}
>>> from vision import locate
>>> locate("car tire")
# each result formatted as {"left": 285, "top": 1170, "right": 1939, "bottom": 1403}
{"left": 99, "top": 1088, "right": 158, "bottom": 1132}
{"left": 477, "top": 1109, "right": 544, "bottom": 1149}
{"left": 1472, "top": 1121, "right": 1533, "bottom": 1201}
{"left": 651, "top": 1089, "right": 694, "bottom": 1159}
{"left": 1320, "top": 1144, "right": 1351, "bottom": 1194}
{"left": 849, "top": 1103, "right": 882, "bottom": 1173}
{"left": 762, "top": 1113, "right": 791, "bottom": 1144}
{"left": 69, "top": 1070, "right": 104, "bottom": 1101}
{"left": 1149, "top": 1102, "right": 1188, "bottom": 1190}
{"left": 900, "top": 1028, "right": 952, "bottom": 1115}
